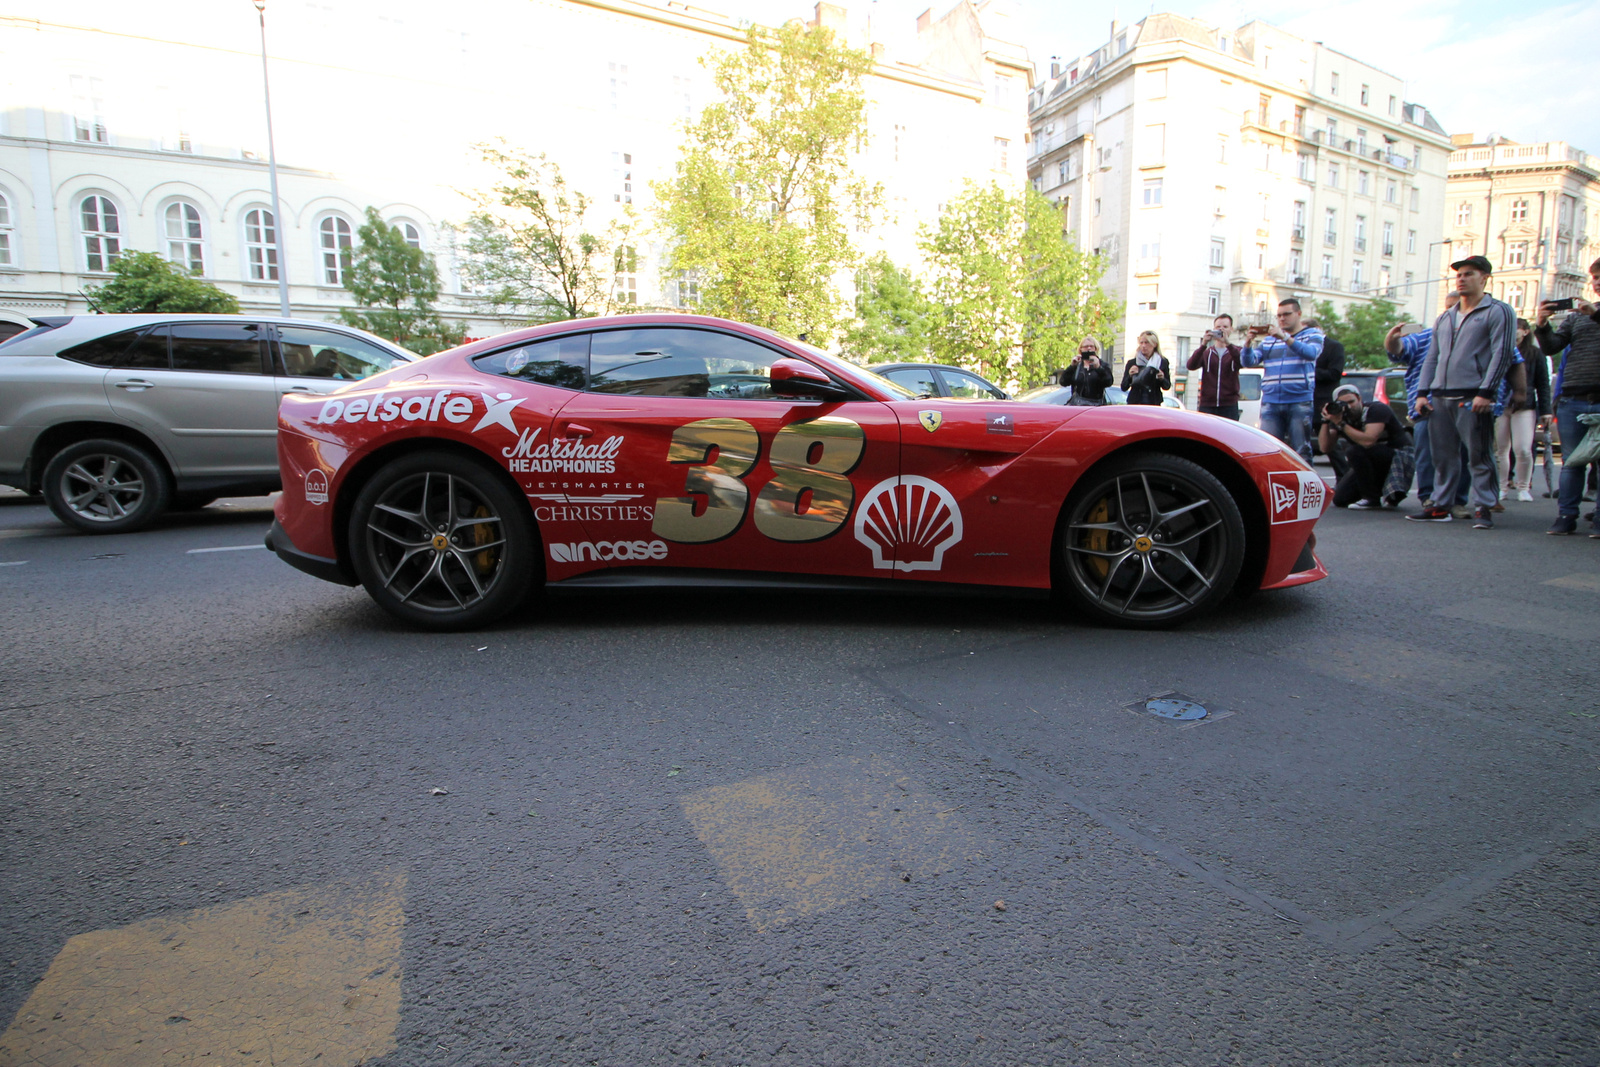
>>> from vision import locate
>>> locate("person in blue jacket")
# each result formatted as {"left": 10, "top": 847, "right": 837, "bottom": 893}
{"left": 1241, "top": 297, "right": 1324, "bottom": 462}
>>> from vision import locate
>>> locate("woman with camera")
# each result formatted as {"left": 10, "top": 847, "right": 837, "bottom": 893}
{"left": 1065, "top": 336, "right": 1114, "bottom": 406}
{"left": 1320, "top": 383, "right": 1408, "bottom": 509}
{"left": 1121, "top": 330, "right": 1172, "bottom": 406}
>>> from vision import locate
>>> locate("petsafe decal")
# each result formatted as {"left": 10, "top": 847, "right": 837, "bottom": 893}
{"left": 474, "top": 392, "right": 527, "bottom": 434}
{"left": 547, "top": 540, "right": 668, "bottom": 563}
{"left": 315, "top": 390, "right": 473, "bottom": 426}
{"left": 917, "top": 410, "right": 943, "bottom": 433}
{"left": 853, "top": 476, "right": 963, "bottom": 572}
{"left": 986, "top": 412, "right": 1013, "bottom": 435}
{"left": 502, "top": 428, "right": 624, "bottom": 474}
{"left": 1267, "top": 470, "right": 1326, "bottom": 524}
{"left": 303, "top": 469, "right": 329, "bottom": 505}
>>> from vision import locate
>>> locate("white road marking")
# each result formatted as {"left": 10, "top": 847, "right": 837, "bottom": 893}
{"left": 0, "top": 560, "right": 28, "bottom": 566}
{"left": 186, "top": 544, "right": 268, "bottom": 555}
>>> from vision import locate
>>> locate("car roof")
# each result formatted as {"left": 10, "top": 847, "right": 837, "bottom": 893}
{"left": 0, "top": 313, "right": 415, "bottom": 358}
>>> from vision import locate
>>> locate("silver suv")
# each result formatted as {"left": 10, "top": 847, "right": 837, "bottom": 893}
{"left": 0, "top": 314, "right": 417, "bottom": 532}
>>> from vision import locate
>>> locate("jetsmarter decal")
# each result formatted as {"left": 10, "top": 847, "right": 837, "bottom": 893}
{"left": 502, "top": 428, "right": 624, "bottom": 474}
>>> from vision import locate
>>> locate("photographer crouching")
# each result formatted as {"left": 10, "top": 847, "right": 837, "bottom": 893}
{"left": 1319, "top": 384, "right": 1409, "bottom": 509}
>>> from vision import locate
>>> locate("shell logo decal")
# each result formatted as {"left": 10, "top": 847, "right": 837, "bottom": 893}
{"left": 853, "top": 476, "right": 964, "bottom": 572}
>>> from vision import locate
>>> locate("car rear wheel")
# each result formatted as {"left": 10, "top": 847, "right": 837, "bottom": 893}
{"left": 1057, "top": 453, "right": 1245, "bottom": 628}
{"left": 42, "top": 438, "right": 171, "bottom": 534}
{"left": 348, "top": 452, "right": 536, "bottom": 630}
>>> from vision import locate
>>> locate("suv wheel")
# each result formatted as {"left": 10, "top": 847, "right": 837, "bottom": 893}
{"left": 42, "top": 439, "right": 172, "bottom": 534}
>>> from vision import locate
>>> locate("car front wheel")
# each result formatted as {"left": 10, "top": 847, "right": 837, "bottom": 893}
{"left": 348, "top": 452, "right": 536, "bottom": 630}
{"left": 42, "top": 438, "right": 171, "bottom": 533}
{"left": 1057, "top": 452, "right": 1245, "bottom": 628}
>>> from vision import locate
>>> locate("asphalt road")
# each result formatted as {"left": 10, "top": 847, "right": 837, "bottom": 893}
{"left": 2, "top": 480, "right": 1598, "bottom": 1066}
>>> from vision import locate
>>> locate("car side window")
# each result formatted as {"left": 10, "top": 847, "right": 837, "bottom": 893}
{"left": 942, "top": 370, "right": 1003, "bottom": 399}
{"left": 474, "top": 333, "right": 589, "bottom": 390}
{"left": 1238, "top": 374, "right": 1261, "bottom": 401}
{"left": 882, "top": 367, "right": 939, "bottom": 396}
{"left": 588, "top": 328, "right": 782, "bottom": 399}
{"left": 278, "top": 326, "right": 403, "bottom": 381}
{"left": 58, "top": 328, "right": 147, "bottom": 367}
{"left": 169, "top": 323, "right": 267, "bottom": 374}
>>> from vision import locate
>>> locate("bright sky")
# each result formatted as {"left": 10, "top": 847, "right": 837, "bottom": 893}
{"left": 726, "top": 0, "right": 1599, "bottom": 155}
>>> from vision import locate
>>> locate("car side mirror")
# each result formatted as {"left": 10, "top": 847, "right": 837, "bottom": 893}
{"left": 770, "top": 358, "right": 850, "bottom": 400}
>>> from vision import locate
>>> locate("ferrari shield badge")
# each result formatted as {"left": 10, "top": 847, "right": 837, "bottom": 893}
{"left": 918, "top": 409, "right": 943, "bottom": 433}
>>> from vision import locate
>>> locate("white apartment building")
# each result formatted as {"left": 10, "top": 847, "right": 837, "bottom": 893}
{"left": 1027, "top": 13, "right": 1451, "bottom": 366}
{"left": 1444, "top": 135, "right": 1600, "bottom": 316}
{"left": 0, "top": 0, "right": 1029, "bottom": 339}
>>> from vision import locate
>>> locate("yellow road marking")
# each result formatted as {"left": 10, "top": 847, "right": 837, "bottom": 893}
{"left": 0, "top": 871, "right": 405, "bottom": 1066}
{"left": 681, "top": 758, "right": 981, "bottom": 931}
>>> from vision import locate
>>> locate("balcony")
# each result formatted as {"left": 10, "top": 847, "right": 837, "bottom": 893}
{"left": 1292, "top": 273, "right": 1309, "bottom": 286}
{"left": 1324, "top": 232, "right": 1338, "bottom": 247}
{"left": 1382, "top": 244, "right": 1395, "bottom": 258}
{"left": 1291, "top": 225, "right": 1305, "bottom": 241}
{"left": 1320, "top": 276, "right": 1341, "bottom": 291}
{"left": 1354, "top": 238, "right": 1367, "bottom": 253}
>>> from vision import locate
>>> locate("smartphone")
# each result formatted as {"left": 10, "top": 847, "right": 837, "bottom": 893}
{"left": 1547, "top": 298, "right": 1575, "bottom": 311}
{"left": 1399, "top": 322, "right": 1426, "bottom": 336}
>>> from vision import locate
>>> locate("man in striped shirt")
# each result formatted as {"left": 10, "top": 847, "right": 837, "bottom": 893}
{"left": 1241, "top": 297, "right": 1325, "bottom": 462}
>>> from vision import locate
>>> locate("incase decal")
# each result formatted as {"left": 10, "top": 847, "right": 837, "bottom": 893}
{"left": 854, "top": 475, "right": 963, "bottom": 572}
{"left": 548, "top": 539, "right": 668, "bottom": 563}
{"left": 1267, "top": 470, "right": 1326, "bottom": 524}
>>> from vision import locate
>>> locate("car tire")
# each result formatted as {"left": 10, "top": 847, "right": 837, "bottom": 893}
{"left": 42, "top": 438, "right": 172, "bottom": 534}
{"left": 1056, "top": 452, "right": 1245, "bottom": 629}
{"left": 348, "top": 451, "right": 536, "bottom": 631}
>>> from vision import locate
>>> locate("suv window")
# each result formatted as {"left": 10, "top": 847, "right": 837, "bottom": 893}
{"left": 59, "top": 328, "right": 146, "bottom": 367}
{"left": 474, "top": 333, "right": 589, "bottom": 390}
{"left": 941, "top": 369, "right": 1003, "bottom": 399}
{"left": 1238, "top": 373, "right": 1262, "bottom": 401}
{"left": 277, "top": 325, "right": 402, "bottom": 381}
{"left": 170, "top": 323, "right": 267, "bottom": 374}
{"left": 882, "top": 367, "right": 939, "bottom": 396}
{"left": 589, "top": 328, "right": 782, "bottom": 399}
{"left": 1344, "top": 374, "right": 1379, "bottom": 403}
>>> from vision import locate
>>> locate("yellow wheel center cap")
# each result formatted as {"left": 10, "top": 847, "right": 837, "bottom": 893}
{"left": 1133, "top": 535, "right": 1154, "bottom": 553}
{"left": 431, "top": 533, "right": 450, "bottom": 552}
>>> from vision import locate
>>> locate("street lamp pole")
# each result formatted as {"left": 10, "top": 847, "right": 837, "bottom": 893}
{"left": 254, "top": 0, "right": 291, "bottom": 318}
{"left": 1424, "top": 238, "right": 1454, "bottom": 317}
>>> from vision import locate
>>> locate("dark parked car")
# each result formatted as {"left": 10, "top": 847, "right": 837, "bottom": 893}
{"left": 871, "top": 362, "right": 1009, "bottom": 400}
{"left": 1339, "top": 368, "right": 1412, "bottom": 426}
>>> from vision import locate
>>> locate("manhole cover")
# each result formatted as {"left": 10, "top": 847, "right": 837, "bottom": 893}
{"left": 1145, "top": 697, "right": 1208, "bottom": 721}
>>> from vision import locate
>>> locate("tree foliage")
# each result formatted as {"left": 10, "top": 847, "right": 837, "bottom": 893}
{"left": 840, "top": 254, "right": 934, "bottom": 363}
{"left": 920, "top": 183, "right": 1121, "bottom": 389}
{"left": 339, "top": 207, "right": 466, "bottom": 355}
{"left": 85, "top": 251, "right": 239, "bottom": 314}
{"left": 1312, "top": 296, "right": 1410, "bottom": 369}
{"left": 654, "top": 21, "right": 880, "bottom": 345}
{"left": 461, "top": 144, "right": 625, "bottom": 323}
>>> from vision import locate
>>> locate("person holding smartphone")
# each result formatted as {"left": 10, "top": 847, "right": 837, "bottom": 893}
{"left": 1536, "top": 257, "right": 1600, "bottom": 535}
{"left": 1186, "top": 314, "right": 1242, "bottom": 419}
{"left": 1241, "top": 298, "right": 1324, "bottom": 461}
{"left": 1065, "top": 336, "right": 1114, "bottom": 406}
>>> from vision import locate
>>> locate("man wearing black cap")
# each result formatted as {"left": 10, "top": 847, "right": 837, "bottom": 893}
{"left": 1407, "top": 255, "right": 1516, "bottom": 527}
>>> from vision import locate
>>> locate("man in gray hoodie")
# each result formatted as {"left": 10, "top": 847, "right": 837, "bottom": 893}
{"left": 1407, "top": 255, "right": 1517, "bottom": 527}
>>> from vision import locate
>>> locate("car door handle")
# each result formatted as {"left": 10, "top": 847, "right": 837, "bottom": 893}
{"left": 282, "top": 385, "right": 316, "bottom": 394}
{"left": 559, "top": 422, "right": 593, "bottom": 438}
{"left": 114, "top": 379, "right": 156, "bottom": 390}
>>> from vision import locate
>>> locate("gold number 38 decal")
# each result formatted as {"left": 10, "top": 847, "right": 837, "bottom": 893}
{"left": 652, "top": 416, "right": 866, "bottom": 544}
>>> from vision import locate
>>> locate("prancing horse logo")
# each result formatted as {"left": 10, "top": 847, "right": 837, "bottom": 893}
{"left": 918, "top": 410, "right": 942, "bottom": 433}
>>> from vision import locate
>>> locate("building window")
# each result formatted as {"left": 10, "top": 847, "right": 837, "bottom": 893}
{"left": 608, "top": 62, "right": 629, "bottom": 111}
{"left": 70, "top": 75, "right": 108, "bottom": 143}
{"left": 319, "top": 214, "right": 353, "bottom": 286}
{"left": 1507, "top": 283, "right": 1524, "bottom": 309}
{"left": 1327, "top": 118, "right": 1338, "bottom": 142}
{"left": 1260, "top": 142, "right": 1273, "bottom": 171}
{"left": 1360, "top": 84, "right": 1369, "bottom": 106}
{"left": 79, "top": 195, "right": 121, "bottom": 272}
{"left": 0, "top": 192, "right": 12, "bottom": 266}
{"left": 243, "top": 208, "right": 278, "bottom": 281}
{"left": 1093, "top": 198, "right": 1101, "bottom": 217}
{"left": 1057, "top": 159, "right": 1068, "bottom": 184}
{"left": 1354, "top": 215, "right": 1367, "bottom": 252}
{"left": 1293, "top": 200, "right": 1306, "bottom": 237}
{"left": 1144, "top": 124, "right": 1165, "bottom": 166}
{"left": 1324, "top": 207, "right": 1337, "bottom": 245}
{"left": 991, "top": 72, "right": 1014, "bottom": 109}
{"left": 1258, "top": 94, "right": 1270, "bottom": 125}
{"left": 1357, "top": 128, "right": 1368, "bottom": 155}
{"left": 1326, "top": 162, "right": 1340, "bottom": 187}
{"left": 163, "top": 202, "right": 204, "bottom": 275}
{"left": 673, "top": 269, "right": 699, "bottom": 307}
{"left": 1260, "top": 193, "right": 1271, "bottom": 221}
{"left": 1330, "top": 72, "right": 1340, "bottom": 96}
{"left": 1352, "top": 260, "right": 1365, "bottom": 290}
{"left": 1410, "top": 188, "right": 1420, "bottom": 212}
{"left": 1379, "top": 267, "right": 1391, "bottom": 295}
{"left": 394, "top": 221, "right": 421, "bottom": 249}
{"left": 1455, "top": 202, "right": 1472, "bottom": 226}
{"left": 1382, "top": 221, "right": 1394, "bottom": 257}
{"left": 1218, "top": 137, "right": 1228, "bottom": 164}
{"left": 1255, "top": 243, "right": 1267, "bottom": 270}
{"left": 1404, "top": 271, "right": 1414, "bottom": 293}
{"left": 1321, "top": 254, "right": 1334, "bottom": 285}
{"left": 1289, "top": 248, "right": 1304, "bottom": 279}
{"left": 1142, "top": 178, "right": 1163, "bottom": 207}
{"left": 1386, "top": 179, "right": 1398, "bottom": 204}
{"left": 1407, "top": 229, "right": 1416, "bottom": 254}
{"left": 1358, "top": 170, "right": 1370, "bottom": 196}
{"left": 993, "top": 137, "right": 1010, "bottom": 171}
{"left": 1137, "top": 235, "right": 1161, "bottom": 266}
{"left": 1210, "top": 237, "right": 1225, "bottom": 268}
{"left": 1208, "top": 289, "right": 1221, "bottom": 315}
{"left": 1136, "top": 283, "right": 1157, "bottom": 312}
{"left": 1388, "top": 95, "right": 1397, "bottom": 116}
{"left": 1506, "top": 242, "right": 1527, "bottom": 267}
{"left": 1510, "top": 199, "right": 1528, "bottom": 223}
{"left": 613, "top": 151, "right": 633, "bottom": 204}
{"left": 614, "top": 245, "right": 638, "bottom": 304}
{"left": 1297, "top": 153, "right": 1312, "bottom": 181}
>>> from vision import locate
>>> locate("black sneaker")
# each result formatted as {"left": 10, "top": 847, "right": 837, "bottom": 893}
{"left": 1472, "top": 507, "right": 1494, "bottom": 529}
{"left": 1550, "top": 515, "right": 1578, "bottom": 535}
{"left": 1384, "top": 490, "right": 1407, "bottom": 508}
{"left": 1406, "top": 505, "right": 1452, "bottom": 522}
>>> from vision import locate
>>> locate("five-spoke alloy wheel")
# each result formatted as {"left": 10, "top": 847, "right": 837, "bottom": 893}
{"left": 42, "top": 438, "right": 171, "bottom": 534}
{"left": 1057, "top": 453, "right": 1245, "bottom": 628}
{"left": 348, "top": 452, "right": 536, "bottom": 630}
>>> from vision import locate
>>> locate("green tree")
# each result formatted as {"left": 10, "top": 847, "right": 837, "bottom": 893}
{"left": 461, "top": 143, "right": 626, "bottom": 322}
{"left": 1312, "top": 296, "right": 1409, "bottom": 369}
{"left": 841, "top": 254, "right": 934, "bottom": 363}
{"left": 339, "top": 207, "right": 466, "bottom": 355}
{"left": 654, "top": 21, "right": 880, "bottom": 345}
{"left": 84, "top": 251, "right": 239, "bottom": 314}
{"left": 920, "top": 182, "right": 1121, "bottom": 389}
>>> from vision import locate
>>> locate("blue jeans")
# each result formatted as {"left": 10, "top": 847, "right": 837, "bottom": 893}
{"left": 1556, "top": 397, "right": 1600, "bottom": 519}
{"left": 1413, "top": 413, "right": 1469, "bottom": 505}
{"left": 1260, "top": 401, "right": 1313, "bottom": 463}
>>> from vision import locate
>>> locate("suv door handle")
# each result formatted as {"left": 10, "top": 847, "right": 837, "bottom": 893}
{"left": 558, "top": 422, "right": 593, "bottom": 438}
{"left": 282, "top": 385, "right": 316, "bottom": 394}
{"left": 114, "top": 379, "right": 156, "bottom": 390}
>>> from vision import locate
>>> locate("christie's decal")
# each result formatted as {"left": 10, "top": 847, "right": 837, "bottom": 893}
{"left": 502, "top": 428, "right": 623, "bottom": 474}
{"left": 548, "top": 539, "right": 668, "bottom": 563}
{"left": 1268, "top": 471, "right": 1326, "bottom": 524}
{"left": 854, "top": 475, "right": 963, "bottom": 572}
{"left": 304, "top": 469, "right": 329, "bottom": 505}
{"left": 528, "top": 492, "right": 654, "bottom": 523}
